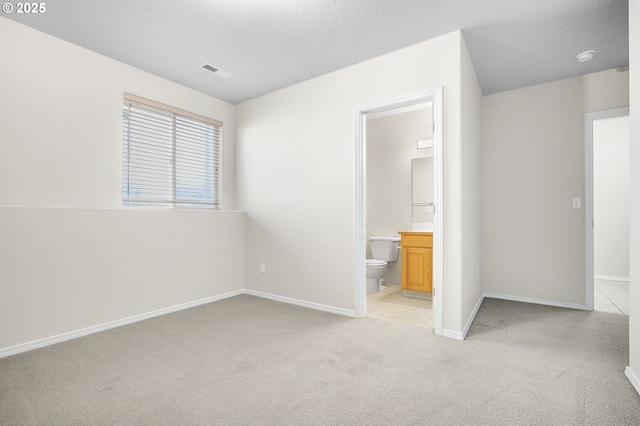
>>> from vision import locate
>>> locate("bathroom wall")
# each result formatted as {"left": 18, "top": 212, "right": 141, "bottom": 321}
{"left": 0, "top": 18, "right": 244, "bottom": 354}
{"left": 412, "top": 156, "right": 435, "bottom": 225}
{"left": 483, "top": 68, "right": 629, "bottom": 306}
{"left": 366, "top": 108, "right": 433, "bottom": 285}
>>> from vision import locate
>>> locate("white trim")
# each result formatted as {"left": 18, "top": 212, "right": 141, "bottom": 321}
{"left": 245, "top": 289, "right": 356, "bottom": 317}
{"left": 124, "top": 92, "right": 223, "bottom": 127}
{"left": 483, "top": 292, "right": 587, "bottom": 311}
{"left": 353, "top": 88, "right": 444, "bottom": 337}
{"left": 585, "top": 107, "right": 630, "bottom": 311}
{"left": 431, "top": 87, "right": 444, "bottom": 335}
{"left": 219, "top": 124, "right": 225, "bottom": 209}
{"left": 441, "top": 329, "right": 464, "bottom": 340}
{"left": 594, "top": 275, "right": 630, "bottom": 282}
{"left": 353, "top": 106, "right": 367, "bottom": 318}
{"left": 462, "top": 294, "right": 485, "bottom": 339}
{"left": 0, "top": 289, "right": 244, "bottom": 359}
{"left": 366, "top": 102, "right": 433, "bottom": 120}
{"left": 626, "top": 366, "right": 640, "bottom": 396}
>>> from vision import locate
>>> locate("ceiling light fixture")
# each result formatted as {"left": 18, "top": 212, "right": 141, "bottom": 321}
{"left": 201, "top": 63, "right": 234, "bottom": 79}
{"left": 576, "top": 50, "right": 596, "bottom": 63}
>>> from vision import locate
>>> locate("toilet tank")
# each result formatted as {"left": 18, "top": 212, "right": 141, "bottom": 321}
{"left": 368, "top": 236, "right": 400, "bottom": 261}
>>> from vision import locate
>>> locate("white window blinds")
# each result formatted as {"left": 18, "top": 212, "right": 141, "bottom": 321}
{"left": 122, "top": 94, "right": 222, "bottom": 209}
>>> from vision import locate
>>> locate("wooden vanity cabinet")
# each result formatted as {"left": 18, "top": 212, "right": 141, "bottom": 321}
{"left": 398, "top": 232, "right": 433, "bottom": 293}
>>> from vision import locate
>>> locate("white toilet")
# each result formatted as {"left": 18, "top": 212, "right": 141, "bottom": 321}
{"left": 366, "top": 236, "right": 400, "bottom": 294}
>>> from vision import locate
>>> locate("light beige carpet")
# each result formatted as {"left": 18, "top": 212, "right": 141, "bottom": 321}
{"left": 1, "top": 295, "right": 639, "bottom": 425}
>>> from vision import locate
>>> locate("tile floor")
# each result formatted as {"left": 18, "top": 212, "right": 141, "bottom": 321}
{"left": 594, "top": 279, "right": 629, "bottom": 315}
{"left": 366, "top": 284, "right": 432, "bottom": 328}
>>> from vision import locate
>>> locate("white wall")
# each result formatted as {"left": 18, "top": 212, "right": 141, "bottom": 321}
{"left": 0, "top": 208, "right": 243, "bottom": 351}
{"left": 593, "top": 115, "right": 630, "bottom": 279}
{"left": 236, "top": 31, "right": 476, "bottom": 334}
{"left": 366, "top": 109, "right": 433, "bottom": 284}
{"left": 0, "top": 18, "right": 244, "bottom": 353}
{"left": 0, "top": 18, "right": 236, "bottom": 209}
{"left": 483, "top": 69, "right": 629, "bottom": 306}
{"left": 627, "top": 0, "right": 640, "bottom": 396}
{"left": 460, "top": 36, "right": 484, "bottom": 332}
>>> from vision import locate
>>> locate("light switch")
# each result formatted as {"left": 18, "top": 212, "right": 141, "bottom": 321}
{"left": 572, "top": 198, "right": 581, "bottom": 209}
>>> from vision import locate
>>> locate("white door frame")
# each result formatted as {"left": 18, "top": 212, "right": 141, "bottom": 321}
{"left": 584, "top": 107, "right": 629, "bottom": 310}
{"left": 353, "top": 87, "right": 443, "bottom": 335}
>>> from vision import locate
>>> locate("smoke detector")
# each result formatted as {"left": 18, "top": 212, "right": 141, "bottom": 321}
{"left": 576, "top": 50, "right": 596, "bottom": 63}
{"left": 200, "top": 63, "right": 234, "bottom": 79}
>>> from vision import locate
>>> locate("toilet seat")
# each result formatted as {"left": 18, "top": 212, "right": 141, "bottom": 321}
{"left": 366, "top": 259, "right": 387, "bottom": 267}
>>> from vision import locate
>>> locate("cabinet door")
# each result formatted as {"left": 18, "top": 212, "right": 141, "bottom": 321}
{"left": 401, "top": 246, "right": 433, "bottom": 292}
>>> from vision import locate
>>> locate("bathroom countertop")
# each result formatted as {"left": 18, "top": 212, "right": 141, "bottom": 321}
{"left": 398, "top": 230, "right": 433, "bottom": 235}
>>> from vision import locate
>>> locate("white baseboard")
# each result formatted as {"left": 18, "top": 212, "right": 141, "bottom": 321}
{"left": 595, "top": 275, "right": 630, "bottom": 283}
{"left": 626, "top": 366, "right": 640, "bottom": 396}
{"left": 0, "top": 289, "right": 244, "bottom": 359}
{"left": 440, "top": 329, "right": 464, "bottom": 340}
{"left": 483, "top": 292, "right": 587, "bottom": 311}
{"left": 462, "top": 294, "right": 485, "bottom": 339}
{"left": 244, "top": 289, "right": 356, "bottom": 317}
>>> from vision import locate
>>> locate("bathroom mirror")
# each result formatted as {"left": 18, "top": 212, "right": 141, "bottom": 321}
{"left": 411, "top": 157, "right": 434, "bottom": 226}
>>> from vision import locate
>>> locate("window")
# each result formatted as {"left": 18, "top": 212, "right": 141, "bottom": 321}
{"left": 122, "top": 93, "right": 222, "bottom": 209}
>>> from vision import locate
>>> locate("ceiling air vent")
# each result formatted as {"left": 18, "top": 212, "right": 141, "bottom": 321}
{"left": 200, "top": 63, "right": 234, "bottom": 80}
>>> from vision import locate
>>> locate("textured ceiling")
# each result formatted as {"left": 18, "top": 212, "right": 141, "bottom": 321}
{"left": 3, "top": 0, "right": 629, "bottom": 104}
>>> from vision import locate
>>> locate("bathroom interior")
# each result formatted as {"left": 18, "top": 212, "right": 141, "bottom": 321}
{"left": 365, "top": 103, "right": 434, "bottom": 328}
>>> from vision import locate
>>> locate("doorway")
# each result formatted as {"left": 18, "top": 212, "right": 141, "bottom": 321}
{"left": 354, "top": 88, "right": 443, "bottom": 335}
{"left": 585, "top": 108, "right": 630, "bottom": 314}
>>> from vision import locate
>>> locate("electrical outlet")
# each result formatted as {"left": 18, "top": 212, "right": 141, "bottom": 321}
{"left": 572, "top": 198, "right": 581, "bottom": 209}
